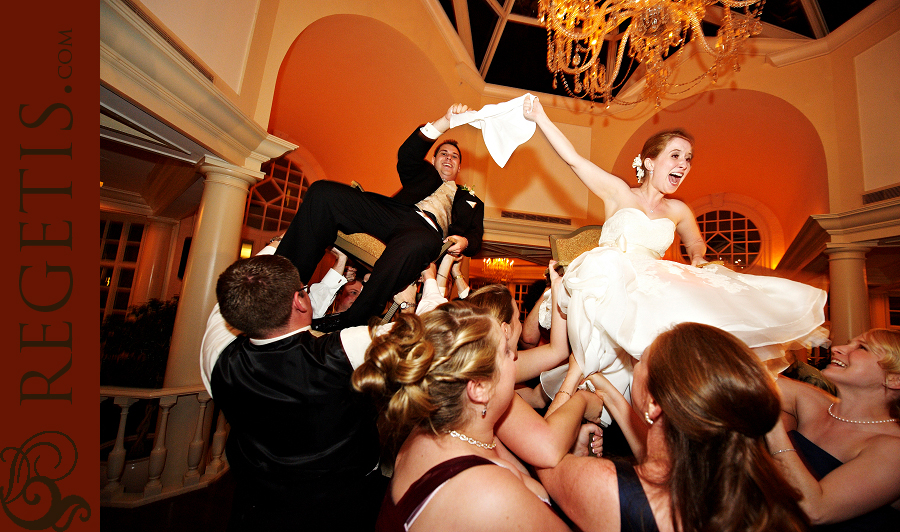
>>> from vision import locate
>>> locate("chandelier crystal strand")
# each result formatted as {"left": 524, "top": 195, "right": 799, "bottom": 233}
{"left": 539, "top": 0, "right": 766, "bottom": 107}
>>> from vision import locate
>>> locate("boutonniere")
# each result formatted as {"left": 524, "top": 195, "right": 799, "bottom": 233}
{"left": 458, "top": 184, "right": 475, "bottom": 196}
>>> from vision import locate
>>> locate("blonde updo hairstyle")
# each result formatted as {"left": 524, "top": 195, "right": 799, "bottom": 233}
{"left": 352, "top": 301, "right": 501, "bottom": 459}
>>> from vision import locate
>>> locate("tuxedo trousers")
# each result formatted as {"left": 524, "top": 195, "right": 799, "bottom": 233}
{"left": 277, "top": 180, "right": 443, "bottom": 325}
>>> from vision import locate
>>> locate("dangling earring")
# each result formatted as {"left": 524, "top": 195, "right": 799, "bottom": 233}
{"left": 644, "top": 412, "right": 654, "bottom": 425}
{"left": 482, "top": 406, "right": 487, "bottom": 418}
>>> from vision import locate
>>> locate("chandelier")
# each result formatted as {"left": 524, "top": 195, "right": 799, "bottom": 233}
{"left": 539, "top": 0, "right": 766, "bottom": 107}
{"left": 482, "top": 258, "right": 515, "bottom": 284}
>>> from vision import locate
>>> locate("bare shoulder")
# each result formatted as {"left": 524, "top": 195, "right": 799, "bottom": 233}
{"left": 861, "top": 431, "right": 900, "bottom": 455}
{"left": 415, "top": 463, "right": 569, "bottom": 531}
{"left": 664, "top": 198, "right": 694, "bottom": 220}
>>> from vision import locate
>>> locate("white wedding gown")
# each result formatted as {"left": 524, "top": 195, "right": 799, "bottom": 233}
{"left": 540, "top": 208, "right": 828, "bottom": 425}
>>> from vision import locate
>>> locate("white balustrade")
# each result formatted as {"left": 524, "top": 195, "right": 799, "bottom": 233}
{"left": 100, "top": 386, "right": 229, "bottom": 508}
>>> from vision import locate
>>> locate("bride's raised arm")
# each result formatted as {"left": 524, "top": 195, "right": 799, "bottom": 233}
{"left": 523, "top": 95, "right": 630, "bottom": 209}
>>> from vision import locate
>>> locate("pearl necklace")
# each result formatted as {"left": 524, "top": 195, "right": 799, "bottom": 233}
{"left": 827, "top": 403, "right": 898, "bottom": 424}
{"left": 445, "top": 429, "right": 496, "bottom": 450}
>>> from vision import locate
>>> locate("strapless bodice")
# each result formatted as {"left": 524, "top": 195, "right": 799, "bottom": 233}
{"left": 598, "top": 208, "right": 675, "bottom": 257}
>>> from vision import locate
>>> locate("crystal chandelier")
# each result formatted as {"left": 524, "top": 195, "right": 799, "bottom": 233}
{"left": 539, "top": 0, "right": 766, "bottom": 107}
{"left": 482, "top": 258, "right": 515, "bottom": 284}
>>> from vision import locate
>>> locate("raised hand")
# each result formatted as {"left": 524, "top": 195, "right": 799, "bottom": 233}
{"left": 445, "top": 103, "right": 470, "bottom": 121}
{"left": 523, "top": 94, "right": 543, "bottom": 122}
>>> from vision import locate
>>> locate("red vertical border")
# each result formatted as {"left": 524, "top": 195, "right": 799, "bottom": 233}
{"left": 2, "top": 0, "right": 99, "bottom": 530}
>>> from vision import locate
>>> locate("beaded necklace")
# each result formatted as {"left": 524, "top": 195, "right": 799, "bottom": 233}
{"left": 445, "top": 429, "right": 497, "bottom": 450}
{"left": 827, "top": 403, "right": 898, "bottom": 424}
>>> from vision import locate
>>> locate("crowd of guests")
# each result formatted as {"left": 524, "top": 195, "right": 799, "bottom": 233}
{"left": 199, "top": 101, "right": 899, "bottom": 531}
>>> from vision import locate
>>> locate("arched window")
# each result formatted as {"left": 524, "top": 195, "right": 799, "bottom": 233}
{"left": 243, "top": 156, "right": 310, "bottom": 232}
{"left": 680, "top": 210, "right": 761, "bottom": 268}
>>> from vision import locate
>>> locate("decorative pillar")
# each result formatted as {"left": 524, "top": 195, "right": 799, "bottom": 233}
{"left": 131, "top": 219, "right": 176, "bottom": 305}
{"left": 824, "top": 243, "right": 872, "bottom": 345}
{"left": 158, "top": 158, "right": 261, "bottom": 489}
{"left": 164, "top": 157, "right": 262, "bottom": 387}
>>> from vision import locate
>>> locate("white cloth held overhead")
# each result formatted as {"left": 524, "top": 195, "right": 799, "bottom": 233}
{"left": 449, "top": 93, "right": 536, "bottom": 168}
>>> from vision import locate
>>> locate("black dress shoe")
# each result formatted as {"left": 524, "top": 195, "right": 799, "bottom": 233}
{"left": 311, "top": 312, "right": 350, "bottom": 333}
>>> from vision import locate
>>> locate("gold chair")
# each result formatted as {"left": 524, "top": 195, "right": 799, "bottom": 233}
{"left": 326, "top": 180, "right": 453, "bottom": 324}
{"left": 549, "top": 225, "right": 604, "bottom": 269}
{"left": 332, "top": 180, "right": 386, "bottom": 269}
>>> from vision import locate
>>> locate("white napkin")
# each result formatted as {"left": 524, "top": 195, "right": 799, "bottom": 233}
{"left": 449, "top": 93, "right": 536, "bottom": 168}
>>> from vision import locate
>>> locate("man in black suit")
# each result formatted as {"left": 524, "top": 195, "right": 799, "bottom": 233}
{"left": 276, "top": 103, "right": 485, "bottom": 332}
{"left": 200, "top": 254, "right": 385, "bottom": 531}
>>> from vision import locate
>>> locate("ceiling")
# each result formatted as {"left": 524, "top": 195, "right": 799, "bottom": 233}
{"left": 100, "top": 0, "right": 890, "bottom": 273}
{"left": 437, "top": 0, "right": 878, "bottom": 101}
{"left": 100, "top": 0, "right": 879, "bottom": 221}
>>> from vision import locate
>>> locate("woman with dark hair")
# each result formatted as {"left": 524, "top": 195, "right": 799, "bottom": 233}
{"left": 521, "top": 95, "right": 828, "bottom": 418}
{"left": 766, "top": 328, "right": 900, "bottom": 530}
{"left": 537, "top": 322, "right": 809, "bottom": 532}
{"left": 352, "top": 302, "right": 579, "bottom": 531}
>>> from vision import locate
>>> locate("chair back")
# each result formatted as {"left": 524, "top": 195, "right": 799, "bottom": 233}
{"left": 549, "top": 225, "right": 604, "bottom": 268}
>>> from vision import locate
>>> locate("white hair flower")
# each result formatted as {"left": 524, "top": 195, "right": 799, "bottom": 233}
{"left": 632, "top": 155, "right": 645, "bottom": 183}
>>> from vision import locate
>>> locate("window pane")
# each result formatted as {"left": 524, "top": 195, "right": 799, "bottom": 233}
{"left": 272, "top": 164, "right": 287, "bottom": 182}
{"left": 107, "top": 221, "right": 123, "bottom": 240}
{"left": 113, "top": 290, "right": 131, "bottom": 311}
{"left": 123, "top": 243, "right": 141, "bottom": 262}
{"left": 117, "top": 268, "right": 135, "bottom": 289}
{"left": 128, "top": 223, "right": 144, "bottom": 242}
{"left": 256, "top": 180, "right": 282, "bottom": 203}
{"left": 247, "top": 214, "right": 263, "bottom": 229}
{"left": 101, "top": 266, "right": 114, "bottom": 287}
{"left": 102, "top": 242, "right": 119, "bottom": 261}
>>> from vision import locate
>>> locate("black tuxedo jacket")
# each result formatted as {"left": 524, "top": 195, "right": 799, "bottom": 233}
{"left": 210, "top": 330, "right": 379, "bottom": 497}
{"left": 392, "top": 127, "right": 485, "bottom": 256}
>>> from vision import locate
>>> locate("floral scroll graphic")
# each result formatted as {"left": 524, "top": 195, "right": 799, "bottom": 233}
{"left": 1, "top": 431, "right": 91, "bottom": 530}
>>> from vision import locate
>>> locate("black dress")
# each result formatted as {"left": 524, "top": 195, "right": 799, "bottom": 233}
{"left": 790, "top": 430, "right": 900, "bottom": 532}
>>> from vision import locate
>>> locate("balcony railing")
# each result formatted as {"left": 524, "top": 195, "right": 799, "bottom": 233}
{"left": 100, "top": 385, "right": 229, "bottom": 508}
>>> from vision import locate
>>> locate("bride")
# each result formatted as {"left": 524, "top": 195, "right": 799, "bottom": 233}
{"left": 522, "top": 95, "right": 828, "bottom": 423}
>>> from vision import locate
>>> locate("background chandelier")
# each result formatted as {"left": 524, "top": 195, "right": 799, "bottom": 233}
{"left": 539, "top": 0, "right": 765, "bottom": 107}
{"left": 482, "top": 258, "right": 515, "bottom": 284}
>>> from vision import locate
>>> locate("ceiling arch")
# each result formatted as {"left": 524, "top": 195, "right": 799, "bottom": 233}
{"left": 613, "top": 88, "right": 829, "bottom": 248}
{"left": 267, "top": 14, "right": 456, "bottom": 197}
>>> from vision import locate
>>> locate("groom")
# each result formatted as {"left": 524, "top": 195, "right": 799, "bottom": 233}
{"left": 276, "top": 103, "right": 485, "bottom": 332}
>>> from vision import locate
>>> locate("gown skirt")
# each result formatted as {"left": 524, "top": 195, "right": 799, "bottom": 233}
{"left": 539, "top": 208, "right": 828, "bottom": 425}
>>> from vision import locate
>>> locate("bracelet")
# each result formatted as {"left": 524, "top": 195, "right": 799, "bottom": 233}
{"left": 437, "top": 273, "right": 446, "bottom": 278}
{"left": 771, "top": 448, "right": 796, "bottom": 456}
{"left": 555, "top": 390, "right": 571, "bottom": 398}
{"left": 453, "top": 274, "right": 462, "bottom": 280}
{"left": 268, "top": 236, "right": 283, "bottom": 245}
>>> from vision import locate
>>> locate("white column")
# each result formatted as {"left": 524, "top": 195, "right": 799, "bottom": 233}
{"left": 131, "top": 219, "right": 176, "bottom": 305}
{"left": 164, "top": 158, "right": 262, "bottom": 387}
{"left": 157, "top": 158, "right": 261, "bottom": 490}
{"left": 824, "top": 243, "right": 872, "bottom": 345}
